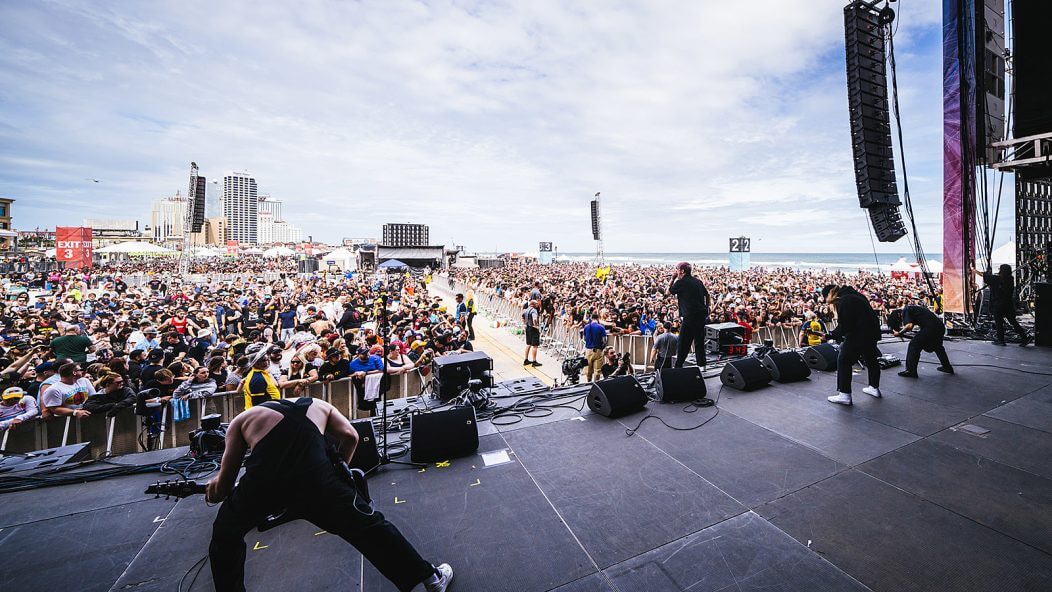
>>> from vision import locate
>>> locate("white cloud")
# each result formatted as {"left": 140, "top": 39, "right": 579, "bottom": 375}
{"left": 0, "top": 0, "right": 983, "bottom": 253}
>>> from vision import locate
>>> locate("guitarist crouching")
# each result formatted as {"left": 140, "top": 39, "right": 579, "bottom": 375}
{"left": 206, "top": 397, "right": 453, "bottom": 592}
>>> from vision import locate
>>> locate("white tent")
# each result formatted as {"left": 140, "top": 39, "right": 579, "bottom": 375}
{"left": 242, "top": 247, "right": 264, "bottom": 255}
{"left": 889, "top": 257, "right": 914, "bottom": 272}
{"left": 925, "top": 260, "right": 944, "bottom": 273}
{"left": 991, "top": 241, "right": 1015, "bottom": 266}
{"left": 263, "top": 246, "right": 296, "bottom": 258}
{"left": 322, "top": 247, "right": 356, "bottom": 271}
{"left": 45, "top": 248, "right": 57, "bottom": 257}
{"left": 95, "top": 241, "right": 175, "bottom": 255}
{"left": 192, "top": 247, "right": 222, "bottom": 258}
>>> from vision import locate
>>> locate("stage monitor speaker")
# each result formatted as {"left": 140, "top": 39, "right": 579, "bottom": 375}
{"left": 762, "top": 351, "right": 812, "bottom": 383}
{"left": 587, "top": 376, "right": 647, "bottom": 418}
{"left": 1035, "top": 283, "right": 1052, "bottom": 347}
{"left": 349, "top": 419, "right": 380, "bottom": 472}
{"left": 719, "top": 357, "right": 772, "bottom": 392}
{"left": 0, "top": 442, "right": 91, "bottom": 474}
{"left": 410, "top": 406, "right": 479, "bottom": 464}
{"left": 803, "top": 343, "right": 839, "bottom": 371}
{"left": 432, "top": 350, "right": 494, "bottom": 400}
{"left": 655, "top": 367, "right": 706, "bottom": 403}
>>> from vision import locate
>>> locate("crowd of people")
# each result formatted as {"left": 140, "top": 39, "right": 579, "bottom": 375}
{"left": 0, "top": 259, "right": 477, "bottom": 433}
{"left": 450, "top": 260, "right": 939, "bottom": 349}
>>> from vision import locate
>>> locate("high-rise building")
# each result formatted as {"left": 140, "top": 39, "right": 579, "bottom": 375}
{"left": 191, "top": 217, "right": 227, "bottom": 246}
{"left": 223, "top": 171, "right": 258, "bottom": 244}
{"left": 257, "top": 211, "right": 274, "bottom": 245}
{"left": 150, "top": 194, "right": 187, "bottom": 246}
{"left": 382, "top": 223, "right": 429, "bottom": 247}
{"left": 272, "top": 220, "right": 303, "bottom": 243}
{"left": 258, "top": 195, "right": 283, "bottom": 221}
{"left": 0, "top": 197, "right": 14, "bottom": 249}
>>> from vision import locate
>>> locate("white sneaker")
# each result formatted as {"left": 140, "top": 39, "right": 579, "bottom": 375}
{"left": 827, "top": 392, "right": 853, "bottom": 406}
{"left": 425, "top": 563, "right": 453, "bottom": 592}
{"left": 862, "top": 386, "right": 882, "bottom": 398}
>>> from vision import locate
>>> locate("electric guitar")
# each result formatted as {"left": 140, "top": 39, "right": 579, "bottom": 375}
{"left": 145, "top": 479, "right": 206, "bottom": 499}
{"left": 144, "top": 463, "right": 372, "bottom": 530}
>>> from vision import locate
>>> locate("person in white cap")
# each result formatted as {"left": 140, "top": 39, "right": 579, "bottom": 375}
{"left": 0, "top": 386, "right": 39, "bottom": 431}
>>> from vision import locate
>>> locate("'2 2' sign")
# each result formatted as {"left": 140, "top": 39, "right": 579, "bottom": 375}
{"left": 729, "top": 237, "right": 751, "bottom": 253}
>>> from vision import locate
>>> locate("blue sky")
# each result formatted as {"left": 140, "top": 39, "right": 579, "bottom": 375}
{"left": 0, "top": 0, "right": 1015, "bottom": 254}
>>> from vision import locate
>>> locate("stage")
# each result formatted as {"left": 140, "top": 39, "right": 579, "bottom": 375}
{"left": 2, "top": 338, "right": 1051, "bottom": 592}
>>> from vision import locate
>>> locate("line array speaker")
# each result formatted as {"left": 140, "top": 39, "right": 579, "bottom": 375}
{"left": 868, "top": 204, "right": 908, "bottom": 242}
{"left": 844, "top": 0, "right": 906, "bottom": 243}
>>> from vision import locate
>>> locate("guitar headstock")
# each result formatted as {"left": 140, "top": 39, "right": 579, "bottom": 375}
{"left": 144, "top": 479, "right": 206, "bottom": 500}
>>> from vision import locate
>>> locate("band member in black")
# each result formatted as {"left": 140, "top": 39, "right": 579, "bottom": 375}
{"left": 206, "top": 397, "right": 453, "bottom": 592}
{"left": 823, "top": 285, "right": 881, "bottom": 405}
{"left": 984, "top": 264, "right": 1032, "bottom": 346}
{"left": 891, "top": 304, "right": 954, "bottom": 377}
{"left": 668, "top": 262, "right": 710, "bottom": 368}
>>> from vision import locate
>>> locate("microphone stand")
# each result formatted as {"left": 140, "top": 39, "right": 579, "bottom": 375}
{"left": 372, "top": 290, "right": 424, "bottom": 473}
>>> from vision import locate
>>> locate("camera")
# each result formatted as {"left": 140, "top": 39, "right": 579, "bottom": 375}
{"left": 561, "top": 355, "right": 588, "bottom": 385}
{"left": 189, "top": 413, "right": 228, "bottom": 457}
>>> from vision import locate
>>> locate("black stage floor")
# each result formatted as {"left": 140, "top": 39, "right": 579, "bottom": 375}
{"left": 2, "top": 339, "right": 1052, "bottom": 591}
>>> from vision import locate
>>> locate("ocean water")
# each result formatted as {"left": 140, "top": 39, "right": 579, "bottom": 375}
{"left": 555, "top": 252, "right": 916, "bottom": 272}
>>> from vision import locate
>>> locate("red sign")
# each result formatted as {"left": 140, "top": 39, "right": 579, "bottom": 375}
{"left": 55, "top": 227, "right": 93, "bottom": 269}
{"left": 225, "top": 240, "right": 239, "bottom": 256}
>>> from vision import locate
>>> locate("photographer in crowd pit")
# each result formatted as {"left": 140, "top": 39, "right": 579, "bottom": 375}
{"left": 600, "top": 346, "right": 633, "bottom": 379}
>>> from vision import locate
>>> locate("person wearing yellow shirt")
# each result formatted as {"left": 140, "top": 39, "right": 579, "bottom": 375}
{"left": 239, "top": 344, "right": 281, "bottom": 408}
{"left": 800, "top": 311, "right": 826, "bottom": 347}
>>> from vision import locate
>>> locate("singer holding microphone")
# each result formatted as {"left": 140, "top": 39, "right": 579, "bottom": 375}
{"left": 668, "top": 262, "right": 711, "bottom": 368}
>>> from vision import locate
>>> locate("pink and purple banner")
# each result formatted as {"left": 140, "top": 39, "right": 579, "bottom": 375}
{"left": 943, "top": 0, "right": 976, "bottom": 313}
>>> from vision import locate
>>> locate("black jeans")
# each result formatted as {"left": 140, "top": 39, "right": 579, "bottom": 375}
{"left": 993, "top": 309, "right": 1026, "bottom": 342}
{"left": 675, "top": 318, "right": 706, "bottom": 368}
{"left": 210, "top": 475, "right": 434, "bottom": 592}
{"left": 837, "top": 339, "right": 880, "bottom": 394}
{"left": 466, "top": 312, "right": 476, "bottom": 340}
{"left": 905, "top": 331, "right": 952, "bottom": 372}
